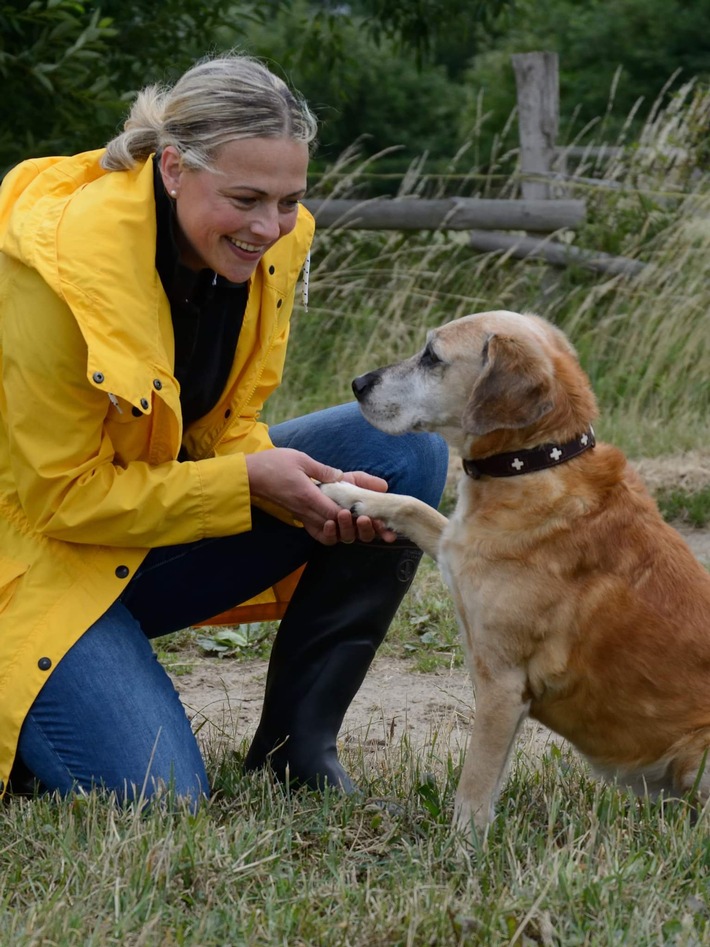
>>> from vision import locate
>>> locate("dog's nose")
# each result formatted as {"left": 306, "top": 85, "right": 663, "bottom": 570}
{"left": 352, "top": 371, "right": 380, "bottom": 401}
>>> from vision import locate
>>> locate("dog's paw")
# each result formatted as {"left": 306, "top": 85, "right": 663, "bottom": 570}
{"left": 319, "top": 480, "right": 371, "bottom": 517}
{"left": 453, "top": 797, "right": 491, "bottom": 838}
{"left": 320, "top": 481, "right": 411, "bottom": 535}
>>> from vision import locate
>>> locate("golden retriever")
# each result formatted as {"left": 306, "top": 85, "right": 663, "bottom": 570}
{"left": 322, "top": 310, "right": 710, "bottom": 832}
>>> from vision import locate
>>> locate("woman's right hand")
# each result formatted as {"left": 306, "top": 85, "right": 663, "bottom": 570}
{"left": 245, "top": 447, "right": 394, "bottom": 545}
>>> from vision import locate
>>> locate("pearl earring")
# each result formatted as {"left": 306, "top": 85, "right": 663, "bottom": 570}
{"left": 170, "top": 189, "right": 178, "bottom": 198}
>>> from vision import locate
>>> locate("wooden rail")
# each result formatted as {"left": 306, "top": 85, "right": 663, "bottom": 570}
{"left": 303, "top": 197, "right": 586, "bottom": 233}
{"left": 468, "top": 230, "right": 645, "bottom": 276}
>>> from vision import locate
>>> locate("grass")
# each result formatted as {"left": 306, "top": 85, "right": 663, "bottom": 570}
{"left": 656, "top": 486, "right": 710, "bottom": 529}
{"left": 3, "top": 738, "right": 710, "bottom": 945}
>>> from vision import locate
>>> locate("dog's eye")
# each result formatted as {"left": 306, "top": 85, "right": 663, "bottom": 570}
{"left": 420, "top": 345, "right": 442, "bottom": 367}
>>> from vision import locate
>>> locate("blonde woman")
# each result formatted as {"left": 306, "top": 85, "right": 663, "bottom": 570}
{"left": 0, "top": 53, "right": 447, "bottom": 805}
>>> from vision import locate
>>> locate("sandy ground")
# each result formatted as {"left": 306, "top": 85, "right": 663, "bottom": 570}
{"left": 171, "top": 452, "right": 710, "bottom": 769}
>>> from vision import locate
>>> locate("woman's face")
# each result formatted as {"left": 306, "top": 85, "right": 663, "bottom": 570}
{"left": 159, "top": 136, "right": 309, "bottom": 283}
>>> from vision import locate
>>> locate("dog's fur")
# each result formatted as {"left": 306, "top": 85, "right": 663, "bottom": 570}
{"left": 322, "top": 310, "right": 710, "bottom": 832}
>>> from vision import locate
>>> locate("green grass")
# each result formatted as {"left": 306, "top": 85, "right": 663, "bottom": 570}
{"left": 3, "top": 738, "right": 710, "bottom": 945}
{"left": 656, "top": 486, "right": 710, "bottom": 529}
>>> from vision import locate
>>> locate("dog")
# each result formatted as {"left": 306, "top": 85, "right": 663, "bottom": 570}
{"left": 321, "top": 309, "right": 710, "bottom": 832}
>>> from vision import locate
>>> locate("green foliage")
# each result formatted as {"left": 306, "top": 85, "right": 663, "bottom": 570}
{"left": 194, "top": 621, "right": 277, "bottom": 660}
{"left": 223, "top": 0, "right": 470, "bottom": 170}
{"left": 461, "top": 0, "right": 710, "bottom": 160}
{"left": 0, "top": 0, "right": 118, "bottom": 171}
{"left": 354, "top": 0, "right": 513, "bottom": 66}
{"left": 0, "top": 0, "right": 510, "bottom": 176}
{"left": 94, "top": 0, "right": 252, "bottom": 89}
{"left": 4, "top": 0, "right": 710, "bottom": 186}
{"left": 0, "top": 0, "right": 268, "bottom": 174}
{"left": 656, "top": 487, "right": 710, "bottom": 529}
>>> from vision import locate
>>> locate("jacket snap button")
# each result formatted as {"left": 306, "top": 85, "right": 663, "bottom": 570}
{"left": 140, "top": 398, "right": 149, "bottom": 410}
{"left": 276, "top": 299, "right": 283, "bottom": 308}
{"left": 131, "top": 406, "right": 142, "bottom": 417}
{"left": 224, "top": 408, "right": 231, "bottom": 419}
{"left": 153, "top": 379, "right": 162, "bottom": 391}
{"left": 38, "top": 657, "right": 52, "bottom": 671}
{"left": 115, "top": 565, "right": 130, "bottom": 579}
{"left": 269, "top": 265, "right": 275, "bottom": 275}
{"left": 92, "top": 372, "right": 105, "bottom": 384}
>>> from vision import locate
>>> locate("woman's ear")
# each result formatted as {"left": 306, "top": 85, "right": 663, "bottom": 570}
{"left": 159, "top": 146, "right": 182, "bottom": 198}
{"left": 462, "top": 334, "right": 554, "bottom": 436}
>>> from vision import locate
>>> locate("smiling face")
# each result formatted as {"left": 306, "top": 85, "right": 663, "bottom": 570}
{"left": 159, "top": 136, "right": 309, "bottom": 282}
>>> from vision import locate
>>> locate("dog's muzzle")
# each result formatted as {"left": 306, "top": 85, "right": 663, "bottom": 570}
{"left": 351, "top": 370, "right": 381, "bottom": 403}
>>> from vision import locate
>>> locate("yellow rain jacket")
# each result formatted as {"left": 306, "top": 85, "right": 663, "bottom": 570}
{"left": 0, "top": 150, "right": 315, "bottom": 794}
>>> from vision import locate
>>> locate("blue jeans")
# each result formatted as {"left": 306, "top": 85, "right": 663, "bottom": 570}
{"left": 13, "top": 402, "right": 448, "bottom": 805}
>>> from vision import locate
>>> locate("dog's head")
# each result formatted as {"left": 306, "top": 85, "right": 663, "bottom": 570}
{"left": 352, "top": 310, "right": 598, "bottom": 454}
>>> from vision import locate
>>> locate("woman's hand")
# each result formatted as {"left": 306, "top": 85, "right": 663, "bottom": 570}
{"left": 245, "top": 448, "right": 397, "bottom": 545}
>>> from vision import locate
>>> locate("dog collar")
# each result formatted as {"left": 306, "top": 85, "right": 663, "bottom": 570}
{"left": 462, "top": 427, "right": 596, "bottom": 480}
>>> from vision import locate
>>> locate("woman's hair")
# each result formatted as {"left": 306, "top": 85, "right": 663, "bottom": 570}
{"left": 101, "top": 52, "right": 318, "bottom": 171}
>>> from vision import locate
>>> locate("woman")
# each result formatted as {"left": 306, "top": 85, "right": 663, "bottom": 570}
{"left": 0, "top": 53, "right": 448, "bottom": 805}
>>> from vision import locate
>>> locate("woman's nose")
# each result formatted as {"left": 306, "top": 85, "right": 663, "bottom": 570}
{"left": 250, "top": 204, "right": 281, "bottom": 241}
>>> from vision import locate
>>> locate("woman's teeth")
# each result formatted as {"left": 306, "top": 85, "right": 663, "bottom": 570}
{"left": 228, "top": 237, "right": 262, "bottom": 253}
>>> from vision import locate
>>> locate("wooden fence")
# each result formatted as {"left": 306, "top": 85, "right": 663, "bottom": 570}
{"left": 303, "top": 52, "right": 645, "bottom": 278}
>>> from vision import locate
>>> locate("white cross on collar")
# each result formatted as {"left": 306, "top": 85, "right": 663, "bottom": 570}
{"left": 550, "top": 447, "right": 563, "bottom": 461}
{"left": 511, "top": 458, "right": 525, "bottom": 471}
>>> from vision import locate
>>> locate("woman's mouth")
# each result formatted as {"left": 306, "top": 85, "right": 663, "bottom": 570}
{"left": 227, "top": 236, "right": 264, "bottom": 255}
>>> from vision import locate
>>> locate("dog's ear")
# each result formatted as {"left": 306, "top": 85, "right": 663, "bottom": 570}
{"left": 462, "top": 333, "right": 554, "bottom": 435}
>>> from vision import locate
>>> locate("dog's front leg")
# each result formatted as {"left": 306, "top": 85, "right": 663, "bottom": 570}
{"left": 454, "top": 668, "right": 529, "bottom": 834}
{"left": 320, "top": 481, "right": 447, "bottom": 561}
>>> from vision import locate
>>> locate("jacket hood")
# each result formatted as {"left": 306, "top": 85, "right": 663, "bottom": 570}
{"left": 0, "top": 151, "right": 315, "bottom": 410}
{"left": 0, "top": 151, "right": 167, "bottom": 406}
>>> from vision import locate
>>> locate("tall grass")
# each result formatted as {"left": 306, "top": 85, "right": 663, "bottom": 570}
{"left": 269, "top": 82, "right": 710, "bottom": 457}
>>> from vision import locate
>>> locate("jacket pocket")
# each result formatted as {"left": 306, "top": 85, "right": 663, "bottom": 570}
{"left": 0, "top": 557, "right": 29, "bottom": 617}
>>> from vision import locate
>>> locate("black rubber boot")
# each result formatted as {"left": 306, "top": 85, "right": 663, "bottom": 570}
{"left": 243, "top": 538, "right": 423, "bottom": 792}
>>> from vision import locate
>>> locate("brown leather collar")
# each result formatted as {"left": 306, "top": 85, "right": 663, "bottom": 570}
{"left": 462, "top": 427, "right": 596, "bottom": 480}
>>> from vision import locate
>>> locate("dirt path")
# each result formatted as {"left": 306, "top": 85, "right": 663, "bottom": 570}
{"left": 171, "top": 453, "right": 710, "bottom": 766}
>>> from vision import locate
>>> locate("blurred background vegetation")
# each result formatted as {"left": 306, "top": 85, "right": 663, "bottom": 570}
{"left": 2, "top": 0, "right": 709, "bottom": 180}
{"left": 2, "top": 0, "right": 710, "bottom": 456}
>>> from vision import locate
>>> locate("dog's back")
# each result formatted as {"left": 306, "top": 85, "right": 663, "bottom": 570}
{"left": 525, "top": 446, "right": 710, "bottom": 793}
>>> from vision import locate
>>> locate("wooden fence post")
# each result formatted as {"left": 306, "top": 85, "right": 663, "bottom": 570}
{"left": 512, "top": 52, "right": 559, "bottom": 200}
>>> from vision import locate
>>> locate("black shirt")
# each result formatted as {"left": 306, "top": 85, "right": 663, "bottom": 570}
{"left": 152, "top": 157, "right": 248, "bottom": 431}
